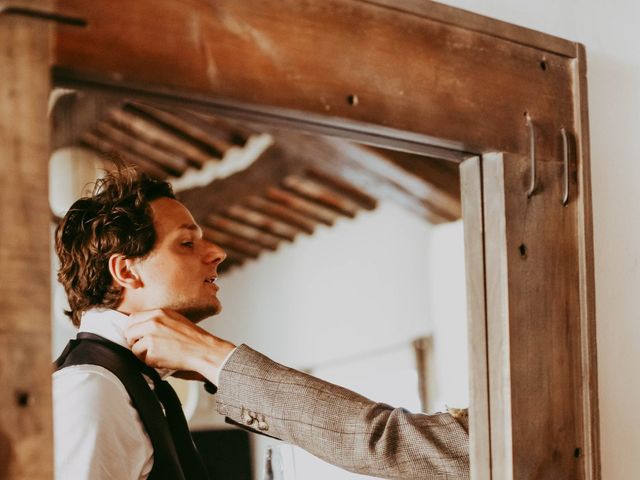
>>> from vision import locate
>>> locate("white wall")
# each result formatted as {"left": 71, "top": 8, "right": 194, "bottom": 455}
{"left": 437, "top": 1, "right": 640, "bottom": 477}
{"left": 199, "top": 203, "right": 469, "bottom": 479}
{"left": 206, "top": 202, "right": 437, "bottom": 370}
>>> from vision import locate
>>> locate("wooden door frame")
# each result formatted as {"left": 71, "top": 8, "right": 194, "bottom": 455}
{"left": 0, "top": 0, "right": 599, "bottom": 478}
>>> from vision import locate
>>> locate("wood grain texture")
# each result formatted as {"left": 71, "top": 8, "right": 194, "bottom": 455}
{"left": 178, "top": 130, "right": 461, "bottom": 230}
{"left": 368, "top": 147, "right": 461, "bottom": 220}
{"left": 483, "top": 152, "right": 584, "bottom": 480}
{"left": 244, "top": 196, "right": 316, "bottom": 234}
{"left": 359, "top": 0, "right": 577, "bottom": 57}
{"left": 0, "top": 334, "right": 53, "bottom": 480}
{"left": 460, "top": 156, "right": 491, "bottom": 480}
{"left": 573, "top": 44, "right": 600, "bottom": 480}
{"left": 0, "top": 7, "right": 53, "bottom": 479}
{"left": 55, "top": 0, "right": 575, "bottom": 160}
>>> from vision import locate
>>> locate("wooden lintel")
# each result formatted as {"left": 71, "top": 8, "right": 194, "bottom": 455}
{"left": 361, "top": 0, "right": 576, "bottom": 57}
{"left": 55, "top": 0, "right": 576, "bottom": 160}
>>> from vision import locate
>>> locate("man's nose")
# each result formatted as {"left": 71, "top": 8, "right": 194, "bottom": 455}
{"left": 204, "top": 241, "right": 227, "bottom": 266}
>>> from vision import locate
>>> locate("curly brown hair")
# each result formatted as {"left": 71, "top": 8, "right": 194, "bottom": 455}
{"left": 55, "top": 169, "right": 175, "bottom": 326}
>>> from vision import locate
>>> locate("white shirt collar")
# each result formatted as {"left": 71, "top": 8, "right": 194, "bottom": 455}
{"left": 78, "top": 308, "right": 132, "bottom": 349}
{"left": 78, "top": 308, "right": 174, "bottom": 379}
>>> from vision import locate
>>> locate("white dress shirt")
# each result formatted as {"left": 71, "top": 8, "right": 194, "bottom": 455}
{"left": 53, "top": 309, "right": 157, "bottom": 480}
{"left": 53, "top": 308, "right": 236, "bottom": 480}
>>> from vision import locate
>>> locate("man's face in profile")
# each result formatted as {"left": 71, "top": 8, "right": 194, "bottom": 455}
{"left": 128, "top": 197, "right": 226, "bottom": 322}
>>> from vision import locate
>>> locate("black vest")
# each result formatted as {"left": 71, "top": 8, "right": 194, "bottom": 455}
{"left": 54, "top": 333, "right": 211, "bottom": 480}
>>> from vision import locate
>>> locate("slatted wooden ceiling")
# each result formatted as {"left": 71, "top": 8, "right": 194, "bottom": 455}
{"left": 52, "top": 91, "right": 461, "bottom": 273}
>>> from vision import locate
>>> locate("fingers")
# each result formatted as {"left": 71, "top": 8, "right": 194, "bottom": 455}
{"left": 125, "top": 319, "right": 160, "bottom": 346}
{"left": 130, "top": 334, "right": 170, "bottom": 368}
{"left": 130, "top": 336, "right": 149, "bottom": 362}
{"left": 123, "top": 308, "right": 235, "bottom": 378}
{"left": 125, "top": 309, "right": 184, "bottom": 346}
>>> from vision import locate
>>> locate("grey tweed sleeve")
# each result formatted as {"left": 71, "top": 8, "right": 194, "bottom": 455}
{"left": 215, "top": 344, "right": 470, "bottom": 480}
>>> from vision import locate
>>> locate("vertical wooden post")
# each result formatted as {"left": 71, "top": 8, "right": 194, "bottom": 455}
{"left": 482, "top": 152, "right": 585, "bottom": 479}
{"left": 0, "top": 6, "right": 53, "bottom": 480}
{"left": 461, "top": 156, "right": 492, "bottom": 480}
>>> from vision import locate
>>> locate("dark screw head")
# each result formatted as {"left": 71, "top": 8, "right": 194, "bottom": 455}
{"left": 519, "top": 244, "right": 527, "bottom": 258}
{"left": 15, "top": 391, "right": 31, "bottom": 407}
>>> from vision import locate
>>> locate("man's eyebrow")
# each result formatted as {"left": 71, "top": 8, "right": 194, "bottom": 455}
{"left": 178, "top": 223, "right": 199, "bottom": 231}
{"left": 174, "top": 223, "right": 203, "bottom": 237}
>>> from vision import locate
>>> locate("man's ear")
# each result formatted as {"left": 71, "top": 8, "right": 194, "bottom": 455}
{"left": 108, "top": 254, "right": 143, "bottom": 289}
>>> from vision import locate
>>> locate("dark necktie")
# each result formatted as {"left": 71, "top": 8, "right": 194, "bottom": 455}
{"left": 140, "top": 364, "right": 211, "bottom": 480}
{"left": 70, "top": 332, "right": 211, "bottom": 480}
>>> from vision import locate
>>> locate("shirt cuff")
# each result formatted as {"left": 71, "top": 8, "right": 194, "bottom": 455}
{"left": 203, "top": 346, "right": 237, "bottom": 395}
{"left": 216, "top": 346, "right": 237, "bottom": 385}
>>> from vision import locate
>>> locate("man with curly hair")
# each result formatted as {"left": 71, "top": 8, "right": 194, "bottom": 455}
{"left": 53, "top": 169, "right": 469, "bottom": 480}
{"left": 53, "top": 169, "right": 229, "bottom": 480}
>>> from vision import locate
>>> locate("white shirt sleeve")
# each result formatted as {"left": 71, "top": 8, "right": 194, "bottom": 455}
{"left": 53, "top": 365, "right": 154, "bottom": 480}
{"left": 216, "top": 346, "right": 237, "bottom": 385}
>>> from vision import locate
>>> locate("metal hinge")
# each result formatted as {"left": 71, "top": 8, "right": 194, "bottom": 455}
{"left": 0, "top": 4, "right": 86, "bottom": 26}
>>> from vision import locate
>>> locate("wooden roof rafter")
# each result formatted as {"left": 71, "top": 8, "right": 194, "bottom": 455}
{"left": 50, "top": 91, "right": 462, "bottom": 275}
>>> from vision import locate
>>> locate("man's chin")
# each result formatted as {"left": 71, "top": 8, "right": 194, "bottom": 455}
{"left": 177, "top": 303, "right": 221, "bottom": 323}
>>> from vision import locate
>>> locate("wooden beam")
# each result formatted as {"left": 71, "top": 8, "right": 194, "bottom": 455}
{"left": 483, "top": 153, "right": 584, "bottom": 479}
{"left": 204, "top": 215, "right": 281, "bottom": 250}
{"left": 258, "top": 129, "right": 459, "bottom": 223}
{"left": 224, "top": 205, "right": 300, "bottom": 241}
{"left": 95, "top": 121, "right": 189, "bottom": 175}
{"left": 81, "top": 132, "right": 170, "bottom": 179}
{"left": 55, "top": 0, "right": 576, "bottom": 160}
{"left": 107, "top": 108, "right": 215, "bottom": 167}
{"left": 265, "top": 188, "right": 338, "bottom": 226}
{"left": 282, "top": 175, "right": 360, "bottom": 218}
{"left": 460, "top": 157, "right": 491, "bottom": 480}
{"left": 202, "top": 227, "right": 261, "bottom": 259}
{"left": 0, "top": 7, "right": 53, "bottom": 478}
{"left": 188, "top": 108, "right": 253, "bottom": 146}
{"left": 178, "top": 124, "right": 458, "bottom": 225}
{"left": 129, "top": 103, "right": 234, "bottom": 155}
{"left": 305, "top": 168, "right": 378, "bottom": 210}
{"left": 574, "top": 45, "right": 601, "bottom": 480}
{"left": 244, "top": 196, "right": 316, "bottom": 235}
{"left": 367, "top": 146, "right": 462, "bottom": 219}
{"left": 50, "top": 90, "right": 122, "bottom": 150}
{"left": 178, "top": 143, "right": 307, "bottom": 223}
{"left": 361, "top": 0, "right": 576, "bottom": 57}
